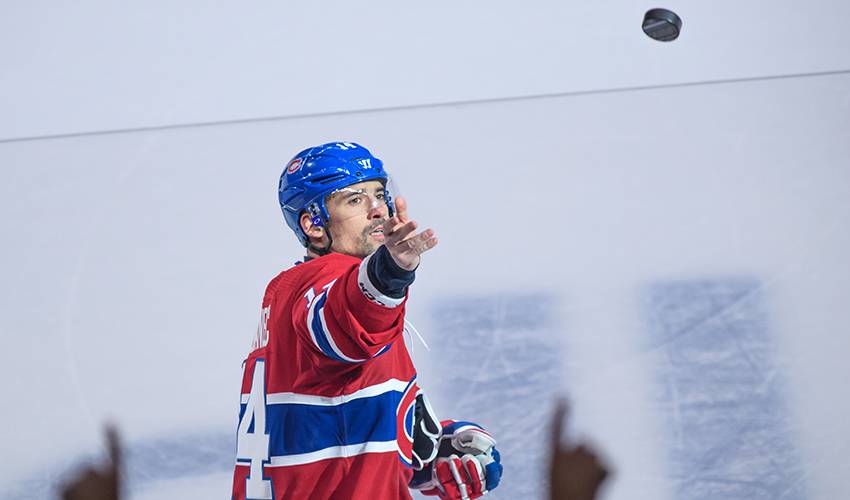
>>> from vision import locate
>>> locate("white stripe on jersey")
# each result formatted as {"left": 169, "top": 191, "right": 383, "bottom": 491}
{"left": 268, "top": 441, "right": 399, "bottom": 467}
{"left": 234, "top": 441, "right": 399, "bottom": 468}
{"left": 305, "top": 288, "right": 324, "bottom": 356}
{"left": 240, "top": 378, "right": 409, "bottom": 406}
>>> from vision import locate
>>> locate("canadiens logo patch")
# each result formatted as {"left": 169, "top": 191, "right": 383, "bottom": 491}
{"left": 396, "top": 378, "right": 419, "bottom": 466}
{"left": 286, "top": 158, "right": 303, "bottom": 174}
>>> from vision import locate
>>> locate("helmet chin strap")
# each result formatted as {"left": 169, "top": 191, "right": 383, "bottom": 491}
{"left": 307, "top": 226, "right": 334, "bottom": 257}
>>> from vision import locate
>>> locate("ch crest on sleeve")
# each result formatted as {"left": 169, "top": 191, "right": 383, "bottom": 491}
{"left": 395, "top": 377, "right": 419, "bottom": 466}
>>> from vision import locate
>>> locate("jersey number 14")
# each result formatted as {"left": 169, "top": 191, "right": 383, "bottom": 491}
{"left": 237, "top": 360, "right": 273, "bottom": 499}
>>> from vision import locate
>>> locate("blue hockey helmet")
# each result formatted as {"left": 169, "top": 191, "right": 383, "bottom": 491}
{"left": 278, "top": 142, "right": 395, "bottom": 246}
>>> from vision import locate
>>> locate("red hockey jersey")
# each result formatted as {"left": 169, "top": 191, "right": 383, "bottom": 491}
{"left": 232, "top": 252, "right": 421, "bottom": 500}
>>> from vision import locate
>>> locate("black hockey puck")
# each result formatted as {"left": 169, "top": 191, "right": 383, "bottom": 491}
{"left": 642, "top": 8, "right": 682, "bottom": 42}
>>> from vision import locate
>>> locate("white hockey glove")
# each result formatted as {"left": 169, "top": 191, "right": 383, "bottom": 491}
{"left": 409, "top": 420, "right": 503, "bottom": 500}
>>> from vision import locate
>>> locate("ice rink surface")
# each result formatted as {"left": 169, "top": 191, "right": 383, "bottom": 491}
{"left": 2, "top": 5, "right": 849, "bottom": 496}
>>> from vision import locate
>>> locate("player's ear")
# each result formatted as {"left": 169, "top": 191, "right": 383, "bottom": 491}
{"left": 300, "top": 212, "right": 325, "bottom": 240}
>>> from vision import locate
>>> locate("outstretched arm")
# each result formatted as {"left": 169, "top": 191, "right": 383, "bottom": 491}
{"left": 293, "top": 196, "right": 438, "bottom": 363}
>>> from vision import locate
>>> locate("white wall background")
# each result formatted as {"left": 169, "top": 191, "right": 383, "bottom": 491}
{"left": 1, "top": 2, "right": 849, "bottom": 499}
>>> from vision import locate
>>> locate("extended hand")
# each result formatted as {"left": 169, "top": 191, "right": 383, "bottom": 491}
{"left": 383, "top": 197, "right": 438, "bottom": 271}
{"left": 61, "top": 425, "right": 122, "bottom": 500}
{"left": 549, "top": 400, "right": 610, "bottom": 500}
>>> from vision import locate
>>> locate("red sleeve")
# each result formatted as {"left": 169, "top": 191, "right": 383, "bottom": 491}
{"left": 293, "top": 253, "right": 408, "bottom": 363}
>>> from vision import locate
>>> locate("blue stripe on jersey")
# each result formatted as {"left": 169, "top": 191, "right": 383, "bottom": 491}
{"left": 373, "top": 343, "right": 392, "bottom": 358}
{"left": 310, "top": 293, "right": 351, "bottom": 362}
{"left": 239, "top": 389, "right": 402, "bottom": 457}
{"left": 311, "top": 292, "right": 394, "bottom": 363}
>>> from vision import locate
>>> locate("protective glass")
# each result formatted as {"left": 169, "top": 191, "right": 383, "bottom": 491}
{"left": 323, "top": 177, "right": 399, "bottom": 225}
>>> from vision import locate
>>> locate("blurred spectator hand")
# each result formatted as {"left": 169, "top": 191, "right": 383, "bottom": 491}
{"left": 60, "top": 425, "right": 122, "bottom": 500}
{"left": 549, "top": 400, "right": 610, "bottom": 500}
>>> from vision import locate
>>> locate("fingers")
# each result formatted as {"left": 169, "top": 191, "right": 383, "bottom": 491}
{"left": 383, "top": 196, "right": 413, "bottom": 239}
{"left": 382, "top": 197, "right": 438, "bottom": 270}
{"left": 551, "top": 398, "right": 569, "bottom": 450}
{"left": 435, "top": 456, "right": 471, "bottom": 500}
{"left": 402, "top": 229, "right": 438, "bottom": 254}
{"left": 105, "top": 424, "right": 121, "bottom": 469}
{"left": 461, "top": 455, "right": 486, "bottom": 496}
{"left": 394, "top": 196, "right": 409, "bottom": 223}
{"left": 432, "top": 453, "right": 493, "bottom": 500}
{"left": 386, "top": 223, "right": 438, "bottom": 255}
{"left": 385, "top": 219, "right": 418, "bottom": 245}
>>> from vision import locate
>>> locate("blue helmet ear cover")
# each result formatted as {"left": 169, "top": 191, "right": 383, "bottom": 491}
{"left": 278, "top": 142, "right": 392, "bottom": 247}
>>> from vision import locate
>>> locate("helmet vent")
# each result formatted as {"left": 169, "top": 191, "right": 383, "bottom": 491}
{"left": 317, "top": 174, "right": 346, "bottom": 184}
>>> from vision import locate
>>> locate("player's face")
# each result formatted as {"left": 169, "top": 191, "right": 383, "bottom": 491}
{"left": 325, "top": 180, "right": 389, "bottom": 258}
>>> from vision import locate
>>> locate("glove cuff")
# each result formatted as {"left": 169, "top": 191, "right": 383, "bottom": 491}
{"left": 411, "top": 392, "right": 441, "bottom": 469}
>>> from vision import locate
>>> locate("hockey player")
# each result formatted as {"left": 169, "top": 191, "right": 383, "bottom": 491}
{"left": 232, "top": 142, "right": 503, "bottom": 500}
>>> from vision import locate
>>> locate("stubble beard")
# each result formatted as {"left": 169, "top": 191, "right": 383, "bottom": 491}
{"left": 357, "top": 219, "right": 386, "bottom": 257}
{"left": 326, "top": 219, "right": 386, "bottom": 259}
